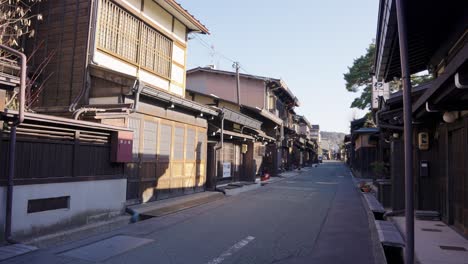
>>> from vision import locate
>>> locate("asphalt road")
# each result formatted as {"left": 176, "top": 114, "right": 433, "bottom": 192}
{"left": 4, "top": 161, "right": 382, "bottom": 264}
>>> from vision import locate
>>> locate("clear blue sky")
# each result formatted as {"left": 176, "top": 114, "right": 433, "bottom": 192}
{"left": 179, "top": 0, "right": 378, "bottom": 133}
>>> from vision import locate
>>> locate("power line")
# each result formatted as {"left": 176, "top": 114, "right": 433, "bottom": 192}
{"left": 193, "top": 34, "right": 236, "bottom": 64}
{"left": 191, "top": 35, "right": 252, "bottom": 75}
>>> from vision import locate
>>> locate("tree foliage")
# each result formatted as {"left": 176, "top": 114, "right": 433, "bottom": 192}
{"left": 0, "top": 0, "right": 43, "bottom": 49}
{"left": 1, "top": 0, "right": 51, "bottom": 110}
{"left": 344, "top": 42, "right": 433, "bottom": 110}
{"left": 344, "top": 43, "right": 375, "bottom": 110}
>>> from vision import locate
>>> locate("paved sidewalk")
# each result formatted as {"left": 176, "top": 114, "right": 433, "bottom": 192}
{"left": 393, "top": 216, "right": 468, "bottom": 264}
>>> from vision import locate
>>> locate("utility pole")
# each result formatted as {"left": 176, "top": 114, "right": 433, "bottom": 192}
{"left": 233, "top": 62, "right": 241, "bottom": 105}
{"left": 395, "top": 0, "right": 414, "bottom": 262}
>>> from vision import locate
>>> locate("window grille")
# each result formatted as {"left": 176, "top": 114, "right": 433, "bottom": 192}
{"left": 97, "top": 0, "right": 172, "bottom": 79}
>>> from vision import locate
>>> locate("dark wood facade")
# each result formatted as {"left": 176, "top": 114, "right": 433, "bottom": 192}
{"left": 27, "top": 0, "right": 91, "bottom": 110}
{"left": 19, "top": 0, "right": 215, "bottom": 205}
{"left": 0, "top": 114, "right": 125, "bottom": 185}
{"left": 374, "top": 0, "right": 468, "bottom": 234}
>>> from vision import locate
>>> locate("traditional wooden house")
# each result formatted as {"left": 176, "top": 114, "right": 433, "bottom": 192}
{"left": 186, "top": 67, "right": 299, "bottom": 177}
{"left": 349, "top": 117, "right": 379, "bottom": 178}
{"left": 374, "top": 0, "right": 468, "bottom": 234}
{"left": 294, "top": 115, "right": 317, "bottom": 166}
{"left": 184, "top": 90, "right": 262, "bottom": 187}
{"left": 23, "top": 0, "right": 217, "bottom": 204}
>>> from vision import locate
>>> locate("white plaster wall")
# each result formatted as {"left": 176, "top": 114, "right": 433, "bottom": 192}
{"left": 170, "top": 83, "right": 183, "bottom": 96}
{"left": 94, "top": 51, "right": 138, "bottom": 76}
{"left": 121, "top": 0, "right": 141, "bottom": 12}
{"left": 140, "top": 69, "right": 170, "bottom": 91}
{"left": 171, "top": 64, "right": 185, "bottom": 85}
{"left": 172, "top": 45, "right": 185, "bottom": 66}
{"left": 143, "top": 0, "right": 173, "bottom": 35}
{"left": 172, "top": 19, "right": 186, "bottom": 43}
{"left": 9, "top": 179, "right": 126, "bottom": 237}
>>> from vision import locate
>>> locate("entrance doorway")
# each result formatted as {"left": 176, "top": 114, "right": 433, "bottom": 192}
{"left": 448, "top": 127, "right": 466, "bottom": 234}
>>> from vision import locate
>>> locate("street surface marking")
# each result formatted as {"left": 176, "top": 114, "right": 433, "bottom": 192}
{"left": 270, "top": 186, "right": 317, "bottom": 191}
{"left": 207, "top": 236, "right": 255, "bottom": 264}
{"left": 315, "top": 181, "right": 338, "bottom": 185}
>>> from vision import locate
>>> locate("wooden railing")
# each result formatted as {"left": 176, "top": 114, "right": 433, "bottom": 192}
{"left": 96, "top": 0, "right": 172, "bottom": 79}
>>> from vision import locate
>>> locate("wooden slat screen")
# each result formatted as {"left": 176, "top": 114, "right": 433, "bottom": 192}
{"left": 159, "top": 124, "right": 172, "bottom": 159}
{"left": 186, "top": 128, "right": 196, "bottom": 160}
{"left": 143, "top": 121, "right": 158, "bottom": 159}
{"left": 129, "top": 118, "right": 141, "bottom": 159}
{"left": 173, "top": 126, "right": 185, "bottom": 160}
{"left": 97, "top": 0, "right": 172, "bottom": 79}
{"left": 197, "top": 131, "right": 206, "bottom": 161}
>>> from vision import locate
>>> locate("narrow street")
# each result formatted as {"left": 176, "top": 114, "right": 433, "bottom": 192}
{"left": 4, "top": 161, "right": 382, "bottom": 264}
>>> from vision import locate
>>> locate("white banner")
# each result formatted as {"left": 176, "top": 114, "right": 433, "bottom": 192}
{"left": 372, "top": 77, "right": 390, "bottom": 109}
{"left": 222, "top": 162, "right": 231, "bottom": 178}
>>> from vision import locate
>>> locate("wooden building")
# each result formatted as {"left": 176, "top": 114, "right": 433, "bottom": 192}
{"left": 184, "top": 91, "right": 262, "bottom": 187}
{"left": 186, "top": 67, "right": 299, "bottom": 177}
{"left": 23, "top": 0, "right": 217, "bottom": 204}
{"left": 293, "top": 115, "right": 318, "bottom": 167}
{"left": 374, "top": 0, "right": 468, "bottom": 234}
{"left": 348, "top": 117, "right": 380, "bottom": 178}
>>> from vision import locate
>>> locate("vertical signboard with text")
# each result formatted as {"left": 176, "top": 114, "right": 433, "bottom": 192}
{"left": 372, "top": 77, "right": 390, "bottom": 109}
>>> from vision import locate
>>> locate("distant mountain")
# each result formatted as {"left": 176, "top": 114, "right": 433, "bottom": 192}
{"left": 320, "top": 131, "right": 346, "bottom": 151}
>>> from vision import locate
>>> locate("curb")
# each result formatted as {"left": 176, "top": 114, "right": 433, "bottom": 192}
{"left": 130, "top": 192, "right": 225, "bottom": 218}
{"left": 351, "top": 167, "right": 387, "bottom": 264}
{"left": 224, "top": 183, "right": 261, "bottom": 196}
{"left": 23, "top": 215, "right": 131, "bottom": 248}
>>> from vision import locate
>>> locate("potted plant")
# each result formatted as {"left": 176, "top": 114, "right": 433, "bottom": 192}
{"left": 371, "top": 161, "right": 389, "bottom": 179}
{"left": 359, "top": 181, "right": 372, "bottom": 192}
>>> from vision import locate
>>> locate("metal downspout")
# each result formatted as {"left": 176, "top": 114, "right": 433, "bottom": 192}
{"left": 395, "top": 0, "right": 414, "bottom": 262}
{"left": 214, "top": 109, "right": 224, "bottom": 190}
{"left": 0, "top": 45, "right": 27, "bottom": 244}
{"left": 131, "top": 80, "right": 144, "bottom": 113}
{"left": 73, "top": 107, "right": 106, "bottom": 120}
{"left": 69, "top": 0, "right": 99, "bottom": 112}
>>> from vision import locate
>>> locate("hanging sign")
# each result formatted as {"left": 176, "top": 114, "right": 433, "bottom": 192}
{"left": 372, "top": 76, "right": 390, "bottom": 109}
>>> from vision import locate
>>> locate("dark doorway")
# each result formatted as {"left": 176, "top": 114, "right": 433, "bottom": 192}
{"left": 448, "top": 127, "right": 466, "bottom": 234}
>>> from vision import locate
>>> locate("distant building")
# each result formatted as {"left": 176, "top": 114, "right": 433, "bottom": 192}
{"left": 186, "top": 67, "right": 301, "bottom": 180}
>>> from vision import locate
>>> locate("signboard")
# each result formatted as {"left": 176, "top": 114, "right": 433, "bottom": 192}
{"left": 222, "top": 162, "right": 231, "bottom": 178}
{"left": 372, "top": 77, "right": 390, "bottom": 109}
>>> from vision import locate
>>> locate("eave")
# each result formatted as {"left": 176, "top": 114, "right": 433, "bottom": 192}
{"left": 157, "top": 0, "right": 209, "bottom": 34}
{"left": 374, "top": 0, "right": 468, "bottom": 82}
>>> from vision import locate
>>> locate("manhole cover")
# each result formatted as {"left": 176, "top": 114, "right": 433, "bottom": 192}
{"left": 59, "top": 235, "right": 153, "bottom": 262}
{"left": 421, "top": 228, "right": 442, "bottom": 232}
{"left": 439, "top": 245, "right": 466, "bottom": 251}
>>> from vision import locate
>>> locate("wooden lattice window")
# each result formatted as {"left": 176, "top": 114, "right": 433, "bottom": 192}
{"left": 97, "top": 0, "right": 172, "bottom": 79}
{"left": 139, "top": 23, "right": 172, "bottom": 78}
